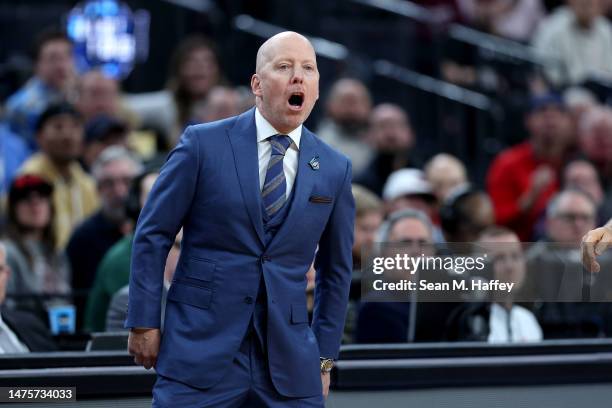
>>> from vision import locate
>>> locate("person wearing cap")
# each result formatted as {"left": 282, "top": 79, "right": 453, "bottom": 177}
{"left": 3, "top": 174, "right": 70, "bottom": 308}
{"left": 19, "top": 102, "right": 99, "bottom": 249}
{"left": 82, "top": 115, "right": 130, "bottom": 171}
{"left": 382, "top": 168, "right": 437, "bottom": 217}
{"left": 487, "top": 93, "right": 575, "bottom": 241}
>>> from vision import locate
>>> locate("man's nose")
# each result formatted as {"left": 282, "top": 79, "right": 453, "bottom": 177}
{"left": 291, "top": 68, "right": 304, "bottom": 83}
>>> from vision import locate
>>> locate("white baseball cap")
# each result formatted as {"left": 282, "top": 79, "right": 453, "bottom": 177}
{"left": 382, "top": 168, "right": 435, "bottom": 202}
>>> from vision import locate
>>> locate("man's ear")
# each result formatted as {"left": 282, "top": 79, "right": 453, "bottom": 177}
{"left": 251, "top": 74, "right": 263, "bottom": 97}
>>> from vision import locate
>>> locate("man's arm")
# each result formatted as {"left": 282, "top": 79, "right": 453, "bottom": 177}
{"left": 312, "top": 159, "right": 355, "bottom": 398}
{"left": 312, "top": 159, "right": 355, "bottom": 358}
{"left": 126, "top": 126, "right": 199, "bottom": 328}
{"left": 582, "top": 219, "right": 612, "bottom": 272}
{"left": 126, "top": 126, "right": 200, "bottom": 367}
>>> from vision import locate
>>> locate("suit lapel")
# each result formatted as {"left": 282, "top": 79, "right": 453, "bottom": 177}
{"left": 227, "top": 108, "right": 265, "bottom": 246}
{"left": 268, "top": 128, "right": 318, "bottom": 249}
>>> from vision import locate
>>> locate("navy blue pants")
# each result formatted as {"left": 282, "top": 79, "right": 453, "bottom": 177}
{"left": 151, "top": 328, "right": 324, "bottom": 407}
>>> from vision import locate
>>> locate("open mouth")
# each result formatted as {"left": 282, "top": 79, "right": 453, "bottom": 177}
{"left": 288, "top": 93, "right": 304, "bottom": 109}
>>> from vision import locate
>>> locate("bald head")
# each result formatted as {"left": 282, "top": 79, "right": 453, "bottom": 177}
{"left": 255, "top": 31, "right": 314, "bottom": 74}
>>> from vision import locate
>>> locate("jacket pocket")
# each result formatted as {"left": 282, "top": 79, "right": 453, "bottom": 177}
{"left": 182, "top": 257, "right": 217, "bottom": 282}
{"left": 291, "top": 303, "right": 309, "bottom": 324}
{"left": 167, "top": 281, "right": 212, "bottom": 309}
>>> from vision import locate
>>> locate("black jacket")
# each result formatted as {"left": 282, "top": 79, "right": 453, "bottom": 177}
{"left": 2, "top": 307, "right": 58, "bottom": 352}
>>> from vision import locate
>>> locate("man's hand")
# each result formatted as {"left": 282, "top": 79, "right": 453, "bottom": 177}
{"left": 531, "top": 165, "right": 555, "bottom": 194}
{"left": 321, "top": 372, "right": 330, "bottom": 399}
{"left": 582, "top": 223, "right": 612, "bottom": 272}
{"left": 519, "top": 165, "right": 555, "bottom": 212}
{"left": 128, "top": 327, "right": 161, "bottom": 369}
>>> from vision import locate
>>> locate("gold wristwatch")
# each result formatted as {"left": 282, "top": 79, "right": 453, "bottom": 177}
{"left": 320, "top": 358, "right": 334, "bottom": 373}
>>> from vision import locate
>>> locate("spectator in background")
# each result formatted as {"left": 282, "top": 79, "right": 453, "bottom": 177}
{"left": 316, "top": 78, "right": 373, "bottom": 175}
{"left": 578, "top": 106, "right": 612, "bottom": 186}
{"left": 543, "top": 189, "right": 598, "bottom": 248}
{"left": 458, "top": 0, "right": 545, "bottom": 42}
{"left": 578, "top": 106, "right": 612, "bottom": 223}
{"left": 191, "top": 86, "right": 242, "bottom": 124}
{"left": 105, "top": 229, "right": 182, "bottom": 332}
{"left": 5, "top": 30, "right": 76, "bottom": 149}
{"left": 82, "top": 115, "right": 130, "bottom": 171}
{"left": 355, "top": 209, "right": 435, "bottom": 343}
{"left": 487, "top": 93, "right": 574, "bottom": 241}
{"left": 0, "top": 241, "right": 57, "bottom": 353}
{"left": 445, "top": 227, "right": 543, "bottom": 343}
{"left": 533, "top": 0, "right": 612, "bottom": 85}
{"left": 76, "top": 70, "right": 121, "bottom": 122}
{"left": 563, "top": 159, "right": 609, "bottom": 222}
{"left": 19, "top": 103, "right": 99, "bottom": 249}
{"left": 440, "top": 184, "right": 495, "bottom": 246}
{"left": 424, "top": 153, "right": 468, "bottom": 203}
{"left": 352, "top": 184, "right": 384, "bottom": 271}
{"left": 84, "top": 169, "right": 159, "bottom": 332}
{"left": 3, "top": 175, "right": 70, "bottom": 311}
{"left": 355, "top": 103, "right": 419, "bottom": 196}
{"left": 125, "top": 36, "right": 222, "bottom": 145}
{"left": 563, "top": 86, "right": 598, "bottom": 125}
{"left": 67, "top": 146, "right": 142, "bottom": 329}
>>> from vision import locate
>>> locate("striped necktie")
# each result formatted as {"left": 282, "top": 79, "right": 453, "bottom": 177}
{"left": 262, "top": 134, "right": 292, "bottom": 218}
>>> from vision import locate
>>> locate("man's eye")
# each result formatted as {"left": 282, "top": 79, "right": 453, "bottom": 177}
{"left": 304, "top": 65, "right": 314, "bottom": 71}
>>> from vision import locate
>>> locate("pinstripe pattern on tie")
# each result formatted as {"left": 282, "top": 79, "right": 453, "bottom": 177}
{"left": 262, "top": 134, "right": 292, "bottom": 218}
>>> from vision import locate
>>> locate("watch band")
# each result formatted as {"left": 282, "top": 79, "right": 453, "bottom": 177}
{"left": 320, "top": 357, "right": 334, "bottom": 373}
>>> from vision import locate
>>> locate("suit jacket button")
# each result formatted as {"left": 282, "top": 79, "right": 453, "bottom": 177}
{"left": 244, "top": 296, "right": 254, "bottom": 304}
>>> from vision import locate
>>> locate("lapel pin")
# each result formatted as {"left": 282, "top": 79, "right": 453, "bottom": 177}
{"left": 308, "top": 156, "right": 320, "bottom": 170}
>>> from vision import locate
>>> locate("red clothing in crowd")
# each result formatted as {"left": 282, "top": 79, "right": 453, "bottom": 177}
{"left": 487, "top": 142, "right": 560, "bottom": 241}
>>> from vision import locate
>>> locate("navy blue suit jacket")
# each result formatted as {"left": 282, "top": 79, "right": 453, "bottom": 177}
{"left": 126, "top": 108, "right": 355, "bottom": 397}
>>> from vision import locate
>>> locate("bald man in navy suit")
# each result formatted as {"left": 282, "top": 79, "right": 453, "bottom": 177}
{"left": 127, "top": 32, "right": 355, "bottom": 407}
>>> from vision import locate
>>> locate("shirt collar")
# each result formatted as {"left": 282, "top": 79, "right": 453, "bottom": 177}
{"left": 255, "top": 107, "right": 301, "bottom": 150}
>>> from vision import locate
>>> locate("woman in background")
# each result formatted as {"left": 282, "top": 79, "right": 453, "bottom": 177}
{"left": 3, "top": 174, "right": 70, "bottom": 311}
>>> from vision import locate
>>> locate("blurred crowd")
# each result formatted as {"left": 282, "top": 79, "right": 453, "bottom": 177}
{"left": 0, "top": 0, "right": 612, "bottom": 354}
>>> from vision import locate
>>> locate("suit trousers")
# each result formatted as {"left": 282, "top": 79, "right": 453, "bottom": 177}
{"left": 151, "top": 323, "right": 325, "bottom": 407}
